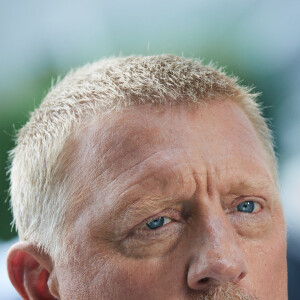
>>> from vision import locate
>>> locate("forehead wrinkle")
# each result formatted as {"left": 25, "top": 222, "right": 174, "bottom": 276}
{"left": 79, "top": 119, "right": 178, "bottom": 187}
{"left": 82, "top": 147, "right": 188, "bottom": 214}
{"left": 101, "top": 147, "right": 180, "bottom": 189}
{"left": 102, "top": 160, "right": 196, "bottom": 222}
{"left": 77, "top": 125, "right": 151, "bottom": 176}
{"left": 107, "top": 159, "right": 195, "bottom": 209}
{"left": 187, "top": 157, "right": 276, "bottom": 202}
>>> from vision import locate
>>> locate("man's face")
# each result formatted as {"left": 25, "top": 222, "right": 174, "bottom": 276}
{"left": 55, "top": 100, "right": 287, "bottom": 299}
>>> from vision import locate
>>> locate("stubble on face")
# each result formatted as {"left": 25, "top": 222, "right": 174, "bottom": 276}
{"left": 187, "top": 283, "right": 258, "bottom": 300}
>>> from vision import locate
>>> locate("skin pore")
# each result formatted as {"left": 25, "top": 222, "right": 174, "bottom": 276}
{"left": 8, "top": 99, "right": 287, "bottom": 299}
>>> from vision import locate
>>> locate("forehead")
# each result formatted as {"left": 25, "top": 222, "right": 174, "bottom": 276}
{"left": 70, "top": 100, "right": 273, "bottom": 196}
{"left": 75, "top": 101, "right": 267, "bottom": 164}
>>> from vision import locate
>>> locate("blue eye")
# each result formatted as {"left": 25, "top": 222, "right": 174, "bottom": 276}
{"left": 236, "top": 201, "right": 258, "bottom": 213}
{"left": 146, "top": 217, "right": 171, "bottom": 230}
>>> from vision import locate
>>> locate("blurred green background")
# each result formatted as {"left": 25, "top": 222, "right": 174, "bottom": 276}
{"left": 1, "top": 0, "right": 299, "bottom": 242}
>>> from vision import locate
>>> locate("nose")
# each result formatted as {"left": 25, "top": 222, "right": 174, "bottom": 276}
{"left": 187, "top": 213, "right": 248, "bottom": 291}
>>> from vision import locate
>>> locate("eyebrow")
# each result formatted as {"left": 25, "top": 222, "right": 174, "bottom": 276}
{"left": 229, "top": 176, "right": 277, "bottom": 196}
{"left": 112, "top": 194, "right": 181, "bottom": 231}
{"left": 104, "top": 171, "right": 277, "bottom": 238}
{"left": 127, "top": 195, "right": 178, "bottom": 215}
{"left": 108, "top": 162, "right": 196, "bottom": 226}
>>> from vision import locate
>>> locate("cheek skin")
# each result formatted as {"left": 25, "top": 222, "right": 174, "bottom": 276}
{"left": 57, "top": 253, "right": 187, "bottom": 300}
{"left": 119, "top": 223, "right": 185, "bottom": 259}
{"left": 91, "top": 251, "right": 192, "bottom": 300}
{"left": 238, "top": 203, "right": 287, "bottom": 299}
{"left": 56, "top": 222, "right": 190, "bottom": 300}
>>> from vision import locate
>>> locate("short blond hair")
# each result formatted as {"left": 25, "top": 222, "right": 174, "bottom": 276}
{"left": 9, "top": 55, "right": 276, "bottom": 261}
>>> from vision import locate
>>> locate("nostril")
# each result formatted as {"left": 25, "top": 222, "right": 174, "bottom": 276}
{"left": 236, "top": 271, "right": 247, "bottom": 282}
{"left": 198, "top": 277, "right": 209, "bottom": 284}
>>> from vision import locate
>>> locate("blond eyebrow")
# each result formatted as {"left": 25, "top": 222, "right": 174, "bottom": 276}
{"left": 113, "top": 195, "right": 179, "bottom": 229}
{"left": 115, "top": 176, "right": 272, "bottom": 210}
{"left": 230, "top": 176, "right": 276, "bottom": 195}
{"left": 109, "top": 164, "right": 196, "bottom": 227}
{"left": 125, "top": 195, "right": 178, "bottom": 216}
{"left": 107, "top": 172, "right": 278, "bottom": 237}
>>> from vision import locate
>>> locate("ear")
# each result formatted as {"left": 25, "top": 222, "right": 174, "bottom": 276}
{"left": 7, "top": 241, "right": 59, "bottom": 300}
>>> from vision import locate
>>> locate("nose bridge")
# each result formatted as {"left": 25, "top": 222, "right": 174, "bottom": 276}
{"left": 187, "top": 205, "right": 248, "bottom": 290}
{"left": 204, "top": 211, "right": 242, "bottom": 268}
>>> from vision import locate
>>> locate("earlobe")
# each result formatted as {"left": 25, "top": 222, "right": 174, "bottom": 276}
{"left": 7, "top": 241, "right": 59, "bottom": 300}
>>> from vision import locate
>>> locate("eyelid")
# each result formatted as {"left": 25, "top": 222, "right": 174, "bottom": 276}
{"left": 236, "top": 201, "right": 261, "bottom": 213}
{"left": 135, "top": 208, "right": 182, "bottom": 232}
{"left": 229, "top": 196, "right": 266, "bottom": 213}
{"left": 145, "top": 216, "right": 172, "bottom": 230}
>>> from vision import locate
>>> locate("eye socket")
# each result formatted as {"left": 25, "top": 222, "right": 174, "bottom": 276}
{"left": 236, "top": 201, "right": 261, "bottom": 213}
{"left": 146, "top": 217, "right": 172, "bottom": 230}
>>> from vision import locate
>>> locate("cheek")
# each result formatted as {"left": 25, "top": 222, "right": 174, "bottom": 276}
{"left": 241, "top": 215, "right": 287, "bottom": 298}
{"left": 87, "top": 254, "right": 186, "bottom": 299}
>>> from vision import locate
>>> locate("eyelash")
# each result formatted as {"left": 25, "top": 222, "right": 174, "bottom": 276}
{"left": 231, "top": 197, "right": 266, "bottom": 214}
{"left": 133, "top": 197, "right": 266, "bottom": 236}
{"left": 140, "top": 209, "right": 182, "bottom": 231}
